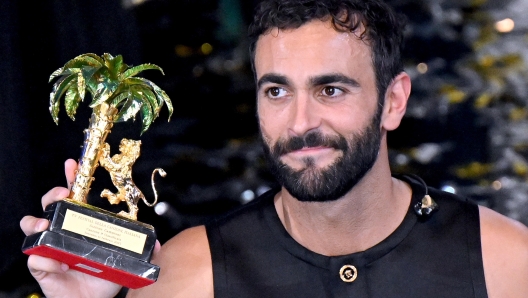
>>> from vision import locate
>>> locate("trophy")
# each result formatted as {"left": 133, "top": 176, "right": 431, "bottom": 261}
{"left": 22, "top": 53, "right": 173, "bottom": 289}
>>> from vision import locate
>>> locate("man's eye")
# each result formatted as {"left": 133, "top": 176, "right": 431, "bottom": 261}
{"left": 321, "top": 86, "right": 343, "bottom": 97}
{"left": 266, "top": 87, "right": 287, "bottom": 98}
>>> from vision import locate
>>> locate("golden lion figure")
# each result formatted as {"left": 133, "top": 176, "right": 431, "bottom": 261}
{"left": 98, "top": 139, "right": 166, "bottom": 220}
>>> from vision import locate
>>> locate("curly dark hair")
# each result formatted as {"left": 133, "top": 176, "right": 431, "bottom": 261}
{"left": 248, "top": 0, "right": 407, "bottom": 104}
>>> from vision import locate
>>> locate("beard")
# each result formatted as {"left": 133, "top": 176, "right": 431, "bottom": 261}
{"left": 261, "top": 112, "right": 382, "bottom": 203}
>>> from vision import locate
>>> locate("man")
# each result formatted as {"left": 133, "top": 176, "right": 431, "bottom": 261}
{"left": 20, "top": 0, "right": 528, "bottom": 297}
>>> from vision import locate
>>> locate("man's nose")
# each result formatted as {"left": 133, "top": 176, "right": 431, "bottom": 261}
{"left": 288, "top": 95, "right": 321, "bottom": 137}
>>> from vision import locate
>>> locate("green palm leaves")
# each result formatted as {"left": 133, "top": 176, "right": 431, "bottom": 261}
{"left": 49, "top": 53, "right": 173, "bottom": 134}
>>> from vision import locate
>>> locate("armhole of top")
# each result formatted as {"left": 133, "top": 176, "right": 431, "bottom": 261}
{"left": 466, "top": 201, "right": 488, "bottom": 297}
{"left": 205, "top": 222, "right": 228, "bottom": 296}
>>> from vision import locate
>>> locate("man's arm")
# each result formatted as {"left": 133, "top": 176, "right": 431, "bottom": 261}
{"left": 480, "top": 205, "right": 528, "bottom": 297}
{"left": 127, "top": 225, "right": 214, "bottom": 298}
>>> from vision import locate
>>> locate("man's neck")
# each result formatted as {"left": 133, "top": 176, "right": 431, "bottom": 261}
{"left": 274, "top": 164, "right": 412, "bottom": 256}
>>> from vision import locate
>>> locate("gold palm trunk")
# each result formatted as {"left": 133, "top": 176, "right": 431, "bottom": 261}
{"left": 69, "top": 103, "right": 117, "bottom": 203}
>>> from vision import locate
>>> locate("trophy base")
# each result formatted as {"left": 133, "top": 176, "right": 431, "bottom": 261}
{"left": 21, "top": 199, "right": 160, "bottom": 289}
{"left": 23, "top": 231, "right": 159, "bottom": 288}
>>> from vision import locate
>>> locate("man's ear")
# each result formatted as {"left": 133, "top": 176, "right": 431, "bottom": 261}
{"left": 381, "top": 72, "right": 411, "bottom": 131}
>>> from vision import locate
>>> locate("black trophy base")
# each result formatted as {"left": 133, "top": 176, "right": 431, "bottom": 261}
{"left": 22, "top": 199, "right": 160, "bottom": 289}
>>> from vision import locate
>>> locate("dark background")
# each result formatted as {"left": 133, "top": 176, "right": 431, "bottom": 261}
{"left": 2, "top": 0, "right": 528, "bottom": 296}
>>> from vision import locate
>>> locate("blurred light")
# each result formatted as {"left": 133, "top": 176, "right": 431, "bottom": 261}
{"left": 445, "top": 89, "right": 467, "bottom": 104}
{"left": 27, "top": 294, "right": 43, "bottom": 298}
{"left": 495, "top": 18, "right": 514, "bottom": 33}
{"left": 193, "top": 66, "right": 204, "bottom": 77}
{"left": 417, "top": 63, "right": 428, "bottom": 74}
{"left": 224, "top": 60, "right": 236, "bottom": 71}
{"left": 122, "top": 0, "right": 149, "bottom": 8}
{"left": 441, "top": 185, "right": 456, "bottom": 194}
{"left": 154, "top": 202, "right": 170, "bottom": 216}
{"left": 130, "top": 0, "right": 147, "bottom": 5}
{"left": 412, "top": 143, "right": 442, "bottom": 164}
{"left": 175, "top": 45, "right": 193, "bottom": 57}
{"left": 256, "top": 185, "right": 271, "bottom": 196}
{"left": 201, "top": 43, "right": 213, "bottom": 55}
{"left": 492, "top": 180, "right": 502, "bottom": 190}
{"left": 474, "top": 93, "right": 492, "bottom": 109}
{"left": 513, "top": 161, "right": 528, "bottom": 176}
{"left": 395, "top": 153, "right": 410, "bottom": 166}
{"left": 240, "top": 189, "right": 255, "bottom": 203}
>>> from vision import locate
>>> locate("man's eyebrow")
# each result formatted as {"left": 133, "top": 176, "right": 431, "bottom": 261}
{"left": 257, "top": 74, "right": 291, "bottom": 90}
{"left": 309, "top": 74, "right": 360, "bottom": 87}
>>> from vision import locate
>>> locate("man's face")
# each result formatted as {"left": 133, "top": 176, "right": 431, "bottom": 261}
{"left": 255, "top": 20, "right": 382, "bottom": 202}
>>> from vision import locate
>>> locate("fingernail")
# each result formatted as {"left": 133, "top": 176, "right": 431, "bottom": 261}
{"left": 61, "top": 263, "right": 69, "bottom": 271}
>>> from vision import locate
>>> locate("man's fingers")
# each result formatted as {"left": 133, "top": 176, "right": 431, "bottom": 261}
{"left": 27, "top": 254, "right": 68, "bottom": 278}
{"left": 154, "top": 240, "right": 161, "bottom": 254}
{"left": 64, "top": 159, "right": 78, "bottom": 190}
{"left": 41, "top": 187, "right": 70, "bottom": 210}
{"left": 150, "top": 240, "right": 162, "bottom": 263}
{"left": 20, "top": 216, "right": 49, "bottom": 236}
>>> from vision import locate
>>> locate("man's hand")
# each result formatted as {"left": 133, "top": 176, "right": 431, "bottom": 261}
{"left": 19, "top": 159, "right": 123, "bottom": 298}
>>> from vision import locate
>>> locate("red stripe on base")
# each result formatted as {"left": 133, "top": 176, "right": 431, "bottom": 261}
{"left": 24, "top": 246, "right": 155, "bottom": 289}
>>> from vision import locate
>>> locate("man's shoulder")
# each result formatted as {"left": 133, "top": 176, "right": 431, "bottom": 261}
{"left": 480, "top": 204, "right": 528, "bottom": 242}
{"left": 128, "top": 225, "right": 213, "bottom": 297}
{"left": 479, "top": 205, "right": 528, "bottom": 260}
{"left": 479, "top": 205, "right": 528, "bottom": 297}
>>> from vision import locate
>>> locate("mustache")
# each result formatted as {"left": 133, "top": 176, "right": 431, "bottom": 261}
{"left": 271, "top": 131, "right": 348, "bottom": 156}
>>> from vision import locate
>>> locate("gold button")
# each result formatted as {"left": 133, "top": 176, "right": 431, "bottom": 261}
{"left": 339, "top": 265, "right": 357, "bottom": 282}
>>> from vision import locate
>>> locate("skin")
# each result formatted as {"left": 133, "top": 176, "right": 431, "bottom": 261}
{"left": 20, "top": 20, "right": 528, "bottom": 297}
{"left": 255, "top": 21, "right": 412, "bottom": 255}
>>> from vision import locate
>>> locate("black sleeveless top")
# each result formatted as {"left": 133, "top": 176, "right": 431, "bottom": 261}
{"left": 205, "top": 175, "right": 488, "bottom": 297}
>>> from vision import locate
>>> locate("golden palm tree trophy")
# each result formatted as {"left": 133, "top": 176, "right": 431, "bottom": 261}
{"left": 22, "top": 53, "right": 173, "bottom": 289}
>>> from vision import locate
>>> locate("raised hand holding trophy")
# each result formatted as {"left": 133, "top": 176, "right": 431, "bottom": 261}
{"left": 22, "top": 53, "right": 173, "bottom": 289}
